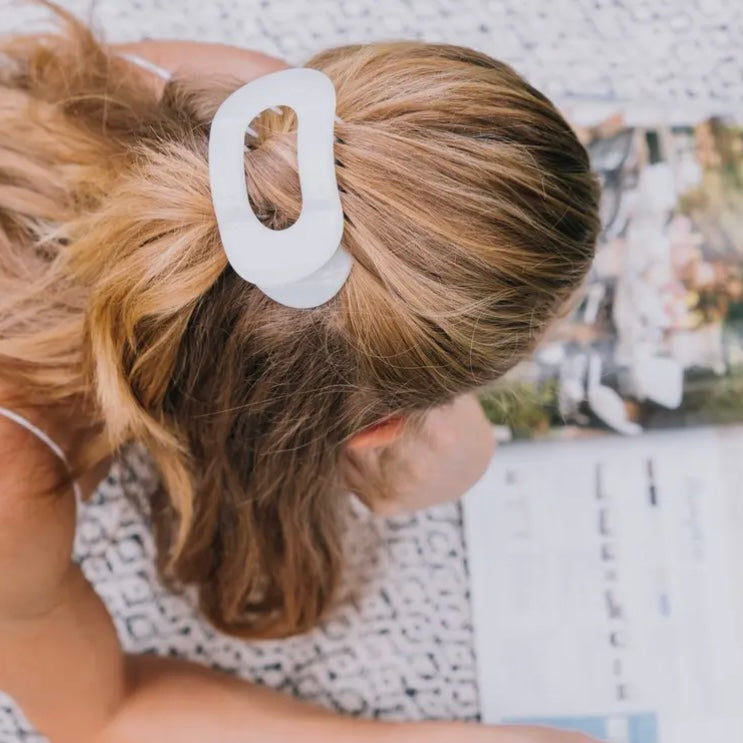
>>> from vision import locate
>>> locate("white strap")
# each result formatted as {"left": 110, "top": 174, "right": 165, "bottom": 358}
{"left": 118, "top": 51, "right": 173, "bottom": 82}
{"left": 0, "top": 406, "right": 82, "bottom": 501}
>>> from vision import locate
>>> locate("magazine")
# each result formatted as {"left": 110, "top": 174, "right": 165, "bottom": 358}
{"left": 480, "top": 105, "right": 743, "bottom": 440}
{"left": 463, "top": 426, "right": 743, "bottom": 743}
{"left": 467, "top": 103, "right": 743, "bottom": 743}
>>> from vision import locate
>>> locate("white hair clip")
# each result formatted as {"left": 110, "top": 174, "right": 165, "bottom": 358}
{"left": 208, "top": 68, "right": 352, "bottom": 309}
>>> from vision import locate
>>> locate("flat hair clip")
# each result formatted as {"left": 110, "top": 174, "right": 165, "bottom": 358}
{"left": 209, "top": 68, "right": 352, "bottom": 309}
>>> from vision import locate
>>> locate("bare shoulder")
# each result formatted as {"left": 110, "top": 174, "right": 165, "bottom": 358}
{"left": 111, "top": 40, "right": 288, "bottom": 84}
{"left": 0, "top": 412, "right": 77, "bottom": 619}
{"left": 0, "top": 412, "right": 66, "bottom": 502}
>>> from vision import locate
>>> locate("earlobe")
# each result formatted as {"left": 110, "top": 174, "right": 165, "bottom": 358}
{"left": 348, "top": 415, "right": 407, "bottom": 450}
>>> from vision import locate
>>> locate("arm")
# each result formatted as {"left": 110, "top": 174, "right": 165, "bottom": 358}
{"left": 0, "top": 413, "right": 125, "bottom": 741}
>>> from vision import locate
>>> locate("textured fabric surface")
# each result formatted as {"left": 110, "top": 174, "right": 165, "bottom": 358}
{"left": 2, "top": 1, "right": 742, "bottom": 740}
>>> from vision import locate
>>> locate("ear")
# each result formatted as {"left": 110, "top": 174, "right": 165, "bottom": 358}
{"left": 347, "top": 415, "right": 407, "bottom": 451}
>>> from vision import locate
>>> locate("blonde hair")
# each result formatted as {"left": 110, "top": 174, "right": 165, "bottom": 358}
{"left": 0, "top": 6, "right": 599, "bottom": 637}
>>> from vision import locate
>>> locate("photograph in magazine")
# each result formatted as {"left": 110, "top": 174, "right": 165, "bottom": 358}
{"left": 480, "top": 112, "right": 743, "bottom": 440}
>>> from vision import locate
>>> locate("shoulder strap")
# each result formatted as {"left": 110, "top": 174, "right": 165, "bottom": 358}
{"left": 0, "top": 406, "right": 82, "bottom": 501}
{"left": 117, "top": 51, "right": 173, "bottom": 82}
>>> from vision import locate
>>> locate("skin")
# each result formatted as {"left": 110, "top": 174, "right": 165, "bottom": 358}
{"left": 0, "top": 42, "right": 597, "bottom": 743}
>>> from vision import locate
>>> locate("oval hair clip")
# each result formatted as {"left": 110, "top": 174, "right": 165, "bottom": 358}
{"left": 208, "top": 68, "right": 351, "bottom": 309}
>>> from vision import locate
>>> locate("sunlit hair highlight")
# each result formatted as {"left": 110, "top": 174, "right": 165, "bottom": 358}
{"left": 0, "top": 5, "right": 599, "bottom": 637}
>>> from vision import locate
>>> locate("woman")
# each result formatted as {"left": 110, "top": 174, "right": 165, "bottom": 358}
{"left": 0, "top": 5, "right": 600, "bottom": 742}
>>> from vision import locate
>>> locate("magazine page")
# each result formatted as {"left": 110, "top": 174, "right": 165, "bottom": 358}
{"left": 463, "top": 426, "right": 743, "bottom": 743}
{"left": 480, "top": 107, "right": 743, "bottom": 441}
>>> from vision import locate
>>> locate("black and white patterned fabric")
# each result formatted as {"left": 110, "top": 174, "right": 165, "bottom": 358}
{"left": 2, "top": 448, "right": 476, "bottom": 741}
{"left": 2, "top": 1, "right": 742, "bottom": 740}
